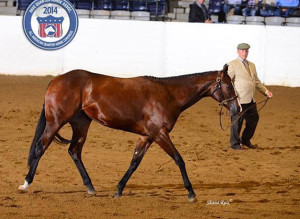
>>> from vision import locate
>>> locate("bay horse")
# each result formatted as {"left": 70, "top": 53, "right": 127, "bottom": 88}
{"left": 19, "top": 64, "right": 239, "bottom": 202}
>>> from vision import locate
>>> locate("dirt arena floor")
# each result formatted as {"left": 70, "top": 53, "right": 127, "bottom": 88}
{"left": 0, "top": 75, "right": 299, "bottom": 219}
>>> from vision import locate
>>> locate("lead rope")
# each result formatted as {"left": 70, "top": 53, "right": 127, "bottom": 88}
{"left": 219, "top": 97, "right": 269, "bottom": 131}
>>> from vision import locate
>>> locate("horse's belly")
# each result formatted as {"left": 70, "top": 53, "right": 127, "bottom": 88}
{"left": 83, "top": 102, "right": 143, "bottom": 132}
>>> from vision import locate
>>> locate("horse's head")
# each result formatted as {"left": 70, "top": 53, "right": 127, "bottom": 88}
{"left": 210, "top": 64, "right": 240, "bottom": 116}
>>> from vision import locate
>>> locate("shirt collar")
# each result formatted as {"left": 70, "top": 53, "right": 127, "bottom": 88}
{"left": 238, "top": 56, "right": 248, "bottom": 64}
{"left": 196, "top": 1, "right": 203, "bottom": 7}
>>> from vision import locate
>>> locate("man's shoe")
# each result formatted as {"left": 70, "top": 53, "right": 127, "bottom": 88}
{"left": 231, "top": 145, "right": 243, "bottom": 150}
{"left": 240, "top": 138, "right": 256, "bottom": 149}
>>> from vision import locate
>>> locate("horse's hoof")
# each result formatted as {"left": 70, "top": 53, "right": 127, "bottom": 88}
{"left": 87, "top": 189, "right": 95, "bottom": 195}
{"left": 188, "top": 195, "right": 197, "bottom": 203}
{"left": 114, "top": 193, "right": 122, "bottom": 198}
{"left": 18, "top": 185, "right": 28, "bottom": 192}
{"left": 86, "top": 183, "right": 95, "bottom": 195}
{"left": 19, "top": 180, "right": 30, "bottom": 192}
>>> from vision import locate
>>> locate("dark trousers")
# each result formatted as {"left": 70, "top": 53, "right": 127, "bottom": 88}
{"left": 230, "top": 100, "right": 259, "bottom": 148}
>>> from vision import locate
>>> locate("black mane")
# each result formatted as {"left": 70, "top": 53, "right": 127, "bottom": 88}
{"left": 144, "top": 71, "right": 218, "bottom": 81}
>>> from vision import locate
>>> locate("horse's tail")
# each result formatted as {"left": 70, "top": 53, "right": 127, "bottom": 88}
{"left": 27, "top": 104, "right": 47, "bottom": 168}
{"left": 27, "top": 80, "right": 72, "bottom": 168}
{"left": 54, "top": 133, "right": 72, "bottom": 145}
{"left": 27, "top": 106, "right": 72, "bottom": 166}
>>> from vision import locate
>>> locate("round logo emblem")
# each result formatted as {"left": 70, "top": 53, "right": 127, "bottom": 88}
{"left": 23, "top": 0, "right": 79, "bottom": 50}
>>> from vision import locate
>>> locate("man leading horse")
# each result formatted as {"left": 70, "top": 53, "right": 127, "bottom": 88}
{"left": 228, "top": 43, "right": 273, "bottom": 150}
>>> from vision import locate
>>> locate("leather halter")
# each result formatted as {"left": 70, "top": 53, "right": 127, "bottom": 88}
{"left": 212, "top": 72, "right": 238, "bottom": 131}
{"left": 211, "top": 71, "right": 238, "bottom": 106}
{"left": 213, "top": 71, "right": 269, "bottom": 130}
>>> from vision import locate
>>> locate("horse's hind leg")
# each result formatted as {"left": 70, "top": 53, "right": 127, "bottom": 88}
{"left": 68, "top": 112, "right": 94, "bottom": 194}
{"left": 114, "top": 136, "right": 152, "bottom": 198}
{"left": 155, "top": 129, "right": 196, "bottom": 202}
{"left": 19, "top": 122, "right": 61, "bottom": 191}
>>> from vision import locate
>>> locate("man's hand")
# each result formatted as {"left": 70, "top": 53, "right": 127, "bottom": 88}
{"left": 266, "top": 90, "right": 273, "bottom": 98}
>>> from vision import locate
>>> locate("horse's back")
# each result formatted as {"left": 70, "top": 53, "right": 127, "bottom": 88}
{"left": 54, "top": 70, "right": 107, "bottom": 86}
{"left": 44, "top": 70, "right": 176, "bottom": 132}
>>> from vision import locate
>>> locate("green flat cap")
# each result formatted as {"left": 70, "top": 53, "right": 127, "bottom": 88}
{"left": 237, "top": 43, "right": 250, "bottom": 50}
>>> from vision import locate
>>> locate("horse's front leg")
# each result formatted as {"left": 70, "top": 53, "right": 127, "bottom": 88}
{"left": 155, "top": 129, "right": 197, "bottom": 202}
{"left": 114, "top": 136, "right": 152, "bottom": 198}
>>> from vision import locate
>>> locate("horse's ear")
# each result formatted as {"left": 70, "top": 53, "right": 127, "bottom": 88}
{"left": 222, "top": 64, "right": 228, "bottom": 74}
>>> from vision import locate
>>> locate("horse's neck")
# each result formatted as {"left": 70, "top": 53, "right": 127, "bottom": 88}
{"left": 167, "top": 73, "right": 216, "bottom": 112}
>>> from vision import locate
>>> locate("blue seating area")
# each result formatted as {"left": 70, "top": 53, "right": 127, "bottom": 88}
{"left": 94, "top": 0, "right": 163, "bottom": 14}
{"left": 74, "top": 0, "right": 93, "bottom": 10}
{"left": 12, "top": 0, "right": 300, "bottom": 23}
{"left": 112, "top": 0, "right": 129, "bottom": 10}
{"left": 16, "top": 0, "right": 165, "bottom": 17}
{"left": 220, "top": 0, "right": 300, "bottom": 18}
{"left": 164, "top": 0, "right": 300, "bottom": 24}
{"left": 17, "top": 0, "right": 32, "bottom": 11}
{"left": 94, "top": 0, "right": 112, "bottom": 10}
{"left": 130, "top": 0, "right": 148, "bottom": 11}
{"left": 148, "top": 0, "right": 165, "bottom": 16}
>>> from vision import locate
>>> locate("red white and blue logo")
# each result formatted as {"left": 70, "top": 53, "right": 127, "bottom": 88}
{"left": 37, "top": 15, "right": 64, "bottom": 38}
{"left": 23, "top": 0, "right": 78, "bottom": 50}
